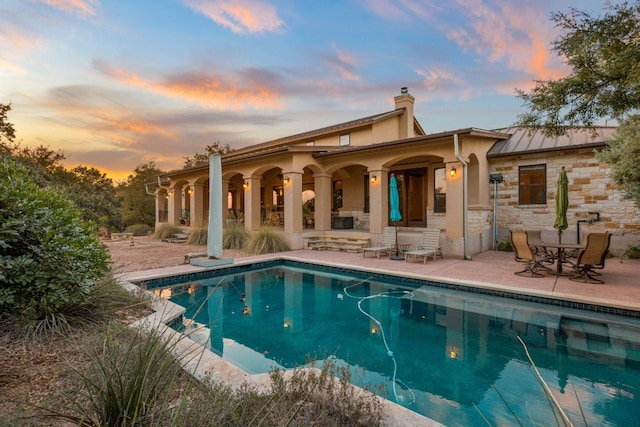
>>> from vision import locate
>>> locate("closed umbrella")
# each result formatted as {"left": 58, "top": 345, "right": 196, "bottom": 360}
{"left": 554, "top": 166, "right": 569, "bottom": 244}
{"left": 389, "top": 174, "right": 402, "bottom": 258}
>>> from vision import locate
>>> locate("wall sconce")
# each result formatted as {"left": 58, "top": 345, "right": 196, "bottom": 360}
{"left": 167, "top": 190, "right": 173, "bottom": 198}
{"left": 370, "top": 175, "right": 377, "bottom": 183}
{"left": 243, "top": 181, "right": 249, "bottom": 189}
{"left": 283, "top": 176, "right": 290, "bottom": 185}
{"left": 187, "top": 187, "right": 193, "bottom": 195}
{"left": 450, "top": 167, "right": 457, "bottom": 177}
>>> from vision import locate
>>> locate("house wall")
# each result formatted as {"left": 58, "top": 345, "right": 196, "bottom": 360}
{"left": 489, "top": 149, "right": 640, "bottom": 254}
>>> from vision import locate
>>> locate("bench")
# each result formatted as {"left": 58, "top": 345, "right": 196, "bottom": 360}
{"left": 307, "top": 236, "right": 370, "bottom": 253}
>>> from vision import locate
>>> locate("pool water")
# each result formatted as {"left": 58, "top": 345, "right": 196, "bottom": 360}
{"left": 146, "top": 263, "right": 640, "bottom": 426}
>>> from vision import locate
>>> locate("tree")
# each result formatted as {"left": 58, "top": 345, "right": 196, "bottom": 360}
{"left": 0, "top": 103, "right": 16, "bottom": 152}
{"left": 597, "top": 115, "right": 640, "bottom": 206}
{"left": 516, "top": 1, "right": 640, "bottom": 134}
{"left": 516, "top": 1, "right": 640, "bottom": 205}
{"left": 183, "top": 142, "right": 232, "bottom": 168}
{"left": 117, "top": 162, "right": 165, "bottom": 228}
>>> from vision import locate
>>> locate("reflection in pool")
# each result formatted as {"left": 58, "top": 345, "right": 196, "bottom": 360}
{"left": 141, "top": 262, "right": 640, "bottom": 426}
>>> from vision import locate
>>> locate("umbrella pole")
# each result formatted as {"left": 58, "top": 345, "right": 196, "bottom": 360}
{"left": 558, "top": 229, "right": 562, "bottom": 244}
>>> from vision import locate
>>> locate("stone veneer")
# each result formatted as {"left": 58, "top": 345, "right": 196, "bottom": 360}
{"left": 490, "top": 148, "right": 640, "bottom": 253}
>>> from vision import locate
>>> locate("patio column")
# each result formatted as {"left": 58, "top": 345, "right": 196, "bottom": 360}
{"left": 283, "top": 170, "right": 303, "bottom": 234}
{"left": 368, "top": 168, "right": 389, "bottom": 234}
{"left": 243, "top": 175, "right": 262, "bottom": 231}
{"left": 191, "top": 183, "right": 205, "bottom": 227}
{"left": 314, "top": 173, "right": 332, "bottom": 231}
{"left": 168, "top": 184, "right": 182, "bottom": 226}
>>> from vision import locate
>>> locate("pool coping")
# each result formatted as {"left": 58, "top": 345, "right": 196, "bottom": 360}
{"left": 119, "top": 265, "right": 443, "bottom": 427}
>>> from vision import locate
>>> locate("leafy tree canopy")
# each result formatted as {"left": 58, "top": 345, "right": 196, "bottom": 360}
{"left": 183, "top": 141, "right": 232, "bottom": 168}
{"left": 516, "top": 1, "right": 640, "bottom": 206}
{"left": 117, "top": 162, "right": 165, "bottom": 228}
{"left": 516, "top": 1, "right": 640, "bottom": 134}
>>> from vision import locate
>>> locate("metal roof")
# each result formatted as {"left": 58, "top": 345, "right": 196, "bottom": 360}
{"left": 487, "top": 126, "right": 618, "bottom": 157}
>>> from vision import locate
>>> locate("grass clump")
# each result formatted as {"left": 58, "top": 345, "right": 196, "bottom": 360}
{"left": 124, "top": 223, "right": 151, "bottom": 236}
{"left": 624, "top": 244, "right": 640, "bottom": 259}
{"left": 245, "top": 227, "right": 290, "bottom": 255}
{"left": 496, "top": 237, "right": 513, "bottom": 252}
{"left": 186, "top": 227, "right": 207, "bottom": 245}
{"left": 153, "top": 224, "right": 183, "bottom": 240}
{"left": 223, "top": 222, "right": 249, "bottom": 250}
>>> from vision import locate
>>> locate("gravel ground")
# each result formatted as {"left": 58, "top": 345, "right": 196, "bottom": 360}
{"left": 104, "top": 235, "right": 246, "bottom": 274}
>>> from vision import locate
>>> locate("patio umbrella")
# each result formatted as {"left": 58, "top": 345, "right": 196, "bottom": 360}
{"left": 390, "top": 173, "right": 402, "bottom": 257}
{"left": 207, "top": 153, "right": 223, "bottom": 258}
{"left": 554, "top": 166, "right": 569, "bottom": 244}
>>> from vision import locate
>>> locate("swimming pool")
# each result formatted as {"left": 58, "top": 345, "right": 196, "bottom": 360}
{"left": 137, "top": 259, "right": 640, "bottom": 426}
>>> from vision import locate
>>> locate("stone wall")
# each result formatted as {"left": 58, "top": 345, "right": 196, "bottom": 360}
{"left": 490, "top": 149, "right": 640, "bottom": 253}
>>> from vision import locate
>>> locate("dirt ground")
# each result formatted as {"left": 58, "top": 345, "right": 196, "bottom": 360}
{"left": 105, "top": 235, "right": 246, "bottom": 274}
{"left": 0, "top": 236, "right": 233, "bottom": 425}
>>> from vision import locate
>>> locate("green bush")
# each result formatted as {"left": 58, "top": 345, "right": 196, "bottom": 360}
{"left": 625, "top": 244, "right": 640, "bottom": 259}
{"left": 153, "top": 224, "right": 182, "bottom": 240}
{"left": 0, "top": 158, "right": 110, "bottom": 328}
{"left": 124, "top": 223, "right": 151, "bottom": 236}
{"left": 223, "top": 223, "right": 249, "bottom": 250}
{"left": 496, "top": 238, "right": 513, "bottom": 252}
{"left": 245, "top": 227, "right": 290, "bottom": 255}
{"left": 186, "top": 227, "right": 208, "bottom": 245}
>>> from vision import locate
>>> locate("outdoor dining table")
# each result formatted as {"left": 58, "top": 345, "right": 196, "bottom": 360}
{"left": 535, "top": 242, "right": 585, "bottom": 275}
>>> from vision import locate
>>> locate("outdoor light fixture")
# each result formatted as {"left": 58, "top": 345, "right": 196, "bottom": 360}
{"left": 450, "top": 167, "right": 457, "bottom": 177}
{"left": 243, "top": 181, "right": 249, "bottom": 189}
{"left": 370, "top": 175, "right": 377, "bottom": 183}
{"left": 283, "top": 176, "right": 290, "bottom": 184}
{"left": 187, "top": 187, "right": 193, "bottom": 195}
{"left": 167, "top": 190, "right": 173, "bottom": 197}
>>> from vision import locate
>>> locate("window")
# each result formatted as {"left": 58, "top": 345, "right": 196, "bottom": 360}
{"left": 339, "top": 133, "right": 350, "bottom": 146}
{"left": 434, "top": 168, "right": 446, "bottom": 213}
{"left": 519, "top": 164, "right": 546, "bottom": 204}
{"left": 363, "top": 175, "right": 370, "bottom": 213}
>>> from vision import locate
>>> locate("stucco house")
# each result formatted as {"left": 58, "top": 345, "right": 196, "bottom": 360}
{"left": 153, "top": 88, "right": 640, "bottom": 258}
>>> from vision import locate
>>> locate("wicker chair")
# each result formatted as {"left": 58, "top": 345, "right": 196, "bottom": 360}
{"left": 511, "top": 230, "right": 550, "bottom": 277}
{"left": 570, "top": 233, "right": 612, "bottom": 284}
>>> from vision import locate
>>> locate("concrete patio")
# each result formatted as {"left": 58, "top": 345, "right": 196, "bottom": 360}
{"left": 119, "top": 249, "right": 640, "bottom": 314}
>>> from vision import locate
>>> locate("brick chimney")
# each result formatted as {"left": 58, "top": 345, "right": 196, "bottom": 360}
{"left": 394, "top": 87, "right": 415, "bottom": 139}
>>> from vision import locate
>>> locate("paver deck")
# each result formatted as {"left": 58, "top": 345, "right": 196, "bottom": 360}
{"left": 119, "top": 249, "right": 640, "bottom": 312}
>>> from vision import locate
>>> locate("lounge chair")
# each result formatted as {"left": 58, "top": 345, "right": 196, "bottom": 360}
{"left": 405, "top": 229, "right": 441, "bottom": 264}
{"left": 511, "top": 230, "right": 550, "bottom": 277}
{"left": 363, "top": 227, "right": 396, "bottom": 259}
{"left": 570, "top": 232, "right": 611, "bottom": 284}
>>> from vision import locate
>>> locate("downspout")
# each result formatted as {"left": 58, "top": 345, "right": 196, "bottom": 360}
{"left": 454, "top": 133, "right": 471, "bottom": 260}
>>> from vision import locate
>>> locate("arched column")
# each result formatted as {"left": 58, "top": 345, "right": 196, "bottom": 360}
{"left": 367, "top": 167, "right": 389, "bottom": 234}
{"left": 243, "top": 175, "right": 262, "bottom": 231}
{"left": 283, "top": 170, "right": 303, "bottom": 234}
{"left": 313, "top": 173, "right": 332, "bottom": 231}
{"left": 191, "top": 183, "right": 205, "bottom": 227}
{"left": 168, "top": 184, "right": 182, "bottom": 226}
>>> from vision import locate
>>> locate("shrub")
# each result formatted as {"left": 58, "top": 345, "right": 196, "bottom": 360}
{"left": 223, "top": 223, "right": 249, "bottom": 250}
{"left": 496, "top": 238, "right": 513, "bottom": 252}
{"left": 245, "top": 227, "right": 290, "bottom": 255}
{"left": 625, "top": 244, "right": 640, "bottom": 259}
{"left": 0, "top": 158, "right": 110, "bottom": 330}
{"left": 124, "top": 223, "right": 151, "bottom": 236}
{"left": 186, "top": 227, "right": 208, "bottom": 245}
{"left": 153, "top": 224, "right": 182, "bottom": 240}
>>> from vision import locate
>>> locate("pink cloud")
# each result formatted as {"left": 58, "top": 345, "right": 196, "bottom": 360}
{"left": 37, "top": 0, "right": 97, "bottom": 16}
{"left": 94, "top": 60, "right": 283, "bottom": 110}
{"left": 183, "top": 0, "right": 283, "bottom": 34}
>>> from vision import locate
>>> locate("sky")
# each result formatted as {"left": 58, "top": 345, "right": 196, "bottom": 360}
{"left": 1, "top": 0, "right": 615, "bottom": 181}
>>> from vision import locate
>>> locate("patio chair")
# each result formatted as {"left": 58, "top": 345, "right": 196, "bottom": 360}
{"left": 405, "top": 229, "right": 441, "bottom": 264}
{"left": 363, "top": 226, "right": 396, "bottom": 259}
{"left": 569, "top": 232, "right": 612, "bottom": 284}
{"left": 511, "top": 230, "right": 550, "bottom": 277}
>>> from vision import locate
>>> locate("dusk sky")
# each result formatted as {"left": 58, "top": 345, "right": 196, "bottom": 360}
{"left": 2, "top": 0, "right": 614, "bottom": 181}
